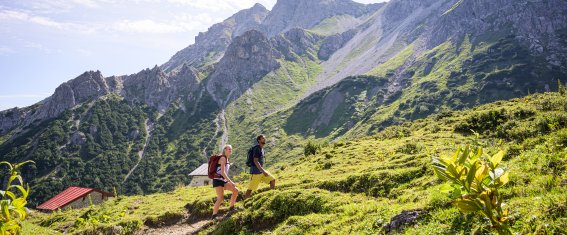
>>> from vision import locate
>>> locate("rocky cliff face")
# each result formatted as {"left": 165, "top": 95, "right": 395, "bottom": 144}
{"left": 0, "top": 71, "right": 122, "bottom": 133}
{"left": 379, "top": 0, "right": 567, "bottom": 64}
{"left": 261, "top": 0, "right": 371, "bottom": 37}
{"left": 161, "top": 3, "right": 269, "bottom": 73}
{"left": 271, "top": 28, "right": 322, "bottom": 61}
{"left": 25, "top": 71, "right": 122, "bottom": 125}
{"left": 121, "top": 65, "right": 200, "bottom": 112}
{"left": 426, "top": 0, "right": 567, "bottom": 67}
{"left": 318, "top": 29, "right": 358, "bottom": 60}
{"left": 0, "top": 64, "right": 202, "bottom": 134}
{"left": 0, "top": 108, "right": 26, "bottom": 135}
{"left": 206, "top": 27, "right": 327, "bottom": 107}
{"left": 206, "top": 30, "right": 280, "bottom": 107}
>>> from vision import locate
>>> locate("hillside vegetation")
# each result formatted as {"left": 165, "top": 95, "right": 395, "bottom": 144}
{"left": 28, "top": 91, "right": 567, "bottom": 234}
{"left": 2, "top": 0, "right": 566, "bottom": 211}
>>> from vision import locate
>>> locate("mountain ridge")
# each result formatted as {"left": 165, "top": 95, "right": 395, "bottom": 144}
{"left": 1, "top": 0, "right": 566, "bottom": 212}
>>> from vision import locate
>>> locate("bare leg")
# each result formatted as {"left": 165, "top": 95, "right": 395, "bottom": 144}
{"left": 213, "top": 186, "right": 224, "bottom": 215}
{"left": 225, "top": 183, "right": 239, "bottom": 207}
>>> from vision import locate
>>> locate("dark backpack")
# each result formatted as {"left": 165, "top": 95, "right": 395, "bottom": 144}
{"left": 207, "top": 155, "right": 224, "bottom": 179}
{"left": 246, "top": 145, "right": 259, "bottom": 167}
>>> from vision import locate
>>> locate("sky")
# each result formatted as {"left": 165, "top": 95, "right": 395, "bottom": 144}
{"left": 0, "top": 0, "right": 385, "bottom": 111}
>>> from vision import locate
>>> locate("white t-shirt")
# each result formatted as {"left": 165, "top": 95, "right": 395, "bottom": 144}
{"left": 214, "top": 157, "right": 230, "bottom": 182}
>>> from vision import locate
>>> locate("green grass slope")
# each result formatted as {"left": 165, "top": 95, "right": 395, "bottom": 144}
{"left": 29, "top": 91, "right": 567, "bottom": 234}
{"left": 275, "top": 34, "right": 566, "bottom": 144}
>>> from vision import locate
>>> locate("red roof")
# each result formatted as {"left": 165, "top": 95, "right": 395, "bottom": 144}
{"left": 36, "top": 186, "right": 113, "bottom": 211}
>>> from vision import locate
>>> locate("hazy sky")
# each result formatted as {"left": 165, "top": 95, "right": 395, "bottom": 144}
{"left": 0, "top": 0, "right": 385, "bottom": 111}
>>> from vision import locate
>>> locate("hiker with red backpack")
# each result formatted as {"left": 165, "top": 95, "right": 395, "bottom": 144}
{"left": 208, "top": 144, "right": 239, "bottom": 219}
{"left": 244, "top": 135, "right": 276, "bottom": 199}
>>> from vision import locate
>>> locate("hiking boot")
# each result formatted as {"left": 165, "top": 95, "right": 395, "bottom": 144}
{"left": 210, "top": 214, "right": 218, "bottom": 220}
{"left": 229, "top": 206, "right": 235, "bottom": 211}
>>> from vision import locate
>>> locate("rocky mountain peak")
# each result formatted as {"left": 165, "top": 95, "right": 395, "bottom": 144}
{"left": 261, "top": 0, "right": 371, "bottom": 37}
{"left": 20, "top": 70, "right": 121, "bottom": 126}
{"left": 252, "top": 3, "right": 266, "bottom": 10}
{"left": 161, "top": 3, "right": 269, "bottom": 73}
{"left": 424, "top": 0, "right": 567, "bottom": 61}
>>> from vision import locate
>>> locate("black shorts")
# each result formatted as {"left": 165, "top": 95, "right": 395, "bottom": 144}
{"left": 213, "top": 179, "right": 226, "bottom": 188}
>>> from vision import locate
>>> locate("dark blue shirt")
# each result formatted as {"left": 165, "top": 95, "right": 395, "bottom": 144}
{"left": 249, "top": 145, "right": 264, "bottom": 174}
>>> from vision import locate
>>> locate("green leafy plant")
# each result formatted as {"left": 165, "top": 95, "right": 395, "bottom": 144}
{"left": 432, "top": 146, "right": 512, "bottom": 234}
{"left": 73, "top": 195, "right": 125, "bottom": 232}
{"left": 0, "top": 160, "right": 34, "bottom": 235}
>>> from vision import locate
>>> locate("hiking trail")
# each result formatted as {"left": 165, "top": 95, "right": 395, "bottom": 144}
{"left": 136, "top": 220, "right": 209, "bottom": 235}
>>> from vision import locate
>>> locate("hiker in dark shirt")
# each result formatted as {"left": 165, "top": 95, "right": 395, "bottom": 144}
{"left": 212, "top": 145, "right": 238, "bottom": 219}
{"left": 244, "top": 135, "right": 276, "bottom": 199}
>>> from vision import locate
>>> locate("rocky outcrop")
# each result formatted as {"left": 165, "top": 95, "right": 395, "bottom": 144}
{"left": 161, "top": 3, "right": 269, "bottom": 73}
{"left": 381, "top": 0, "right": 441, "bottom": 27}
{"left": 206, "top": 30, "right": 280, "bottom": 107}
{"left": 122, "top": 65, "right": 201, "bottom": 113}
{"left": 261, "top": 0, "right": 372, "bottom": 37}
{"left": 24, "top": 71, "right": 122, "bottom": 126}
{"left": 0, "top": 108, "right": 25, "bottom": 135}
{"left": 318, "top": 29, "right": 358, "bottom": 60}
{"left": 161, "top": 0, "right": 380, "bottom": 73}
{"left": 71, "top": 131, "right": 86, "bottom": 145}
{"left": 271, "top": 28, "right": 322, "bottom": 61}
{"left": 425, "top": 0, "right": 567, "bottom": 63}
{"left": 0, "top": 71, "right": 123, "bottom": 134}
{"left": 382, "top": 209, "right": 425, "bottom": 234}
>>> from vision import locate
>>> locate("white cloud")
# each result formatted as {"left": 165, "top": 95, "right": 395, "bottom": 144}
{"left": 0, "top": 9, "right": 212, "bottom": 36}
{"left": 0, "top": 9, "right": 90, "bottom": 31}
{"left": 22, "top": 41, "right": 52, "bottom": 53}
{"left": 16, "top": 0, "right": 103, "bottom": 13}
{"left": 113, "top": 19, "right": 191, "bottom": 33}
{"left": 71, "top": 0, "right": 101, "bottom": 8}
{"left": 75, "top": 48, "right": 93, "bottom": 56}
{"left": 167, "top": 0, "right": 235, "bottom": 11}
{"left": 111, "top": 11, "right": 222, "bottom": 34}
{"left": 0, "top": 46, "right": 15, "bottom": 55}
{"left": 166, "top": 0, "right": 274, "bottom": 11}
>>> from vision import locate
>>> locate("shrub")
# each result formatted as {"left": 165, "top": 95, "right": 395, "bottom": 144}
{"left": 454, "top": 109, "right": 508, "bottom": 135}
{"left": 304, "top": 140, "right": 324, "bottom": 156}
{"left": 397, "top": 143, "right": 421, "bottom": 154}
{"left": 376, "top": 125, "right": 411, "bottom": 139}
{"left": 432, "top": 146, "right": 512, "bottom": 234}
{"left": 318, "top": 167, "right": 425, "bottom": 197}
{"left": 0, "top": 160, "right": 34, "bottom": 235}
{"left": 185, "top": 197, "right": 214, "bottom": 218}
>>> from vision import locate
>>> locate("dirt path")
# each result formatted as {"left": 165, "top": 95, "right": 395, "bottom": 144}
{"left": 137, "top": 220, "right": 210, "bottom": 235}
{"left": 123, "top": 118, "right": 153, "bottom": 183}
{"left": 135, "top": 209, "right": 238, "bottom": 234}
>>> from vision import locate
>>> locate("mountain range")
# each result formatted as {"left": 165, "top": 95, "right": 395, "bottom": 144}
{"left": 1, "top": 0, "right": 566, "bottom": 208}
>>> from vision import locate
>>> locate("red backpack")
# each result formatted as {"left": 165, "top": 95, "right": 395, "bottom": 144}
{"left": 207, "top": 155, "right": 224, "bottom": 179}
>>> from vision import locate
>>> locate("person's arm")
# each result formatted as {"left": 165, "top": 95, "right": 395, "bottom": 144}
{"left": 253, "top": 157, "right": 268, "bottom": 176}
{"left": 219, "top": 157, "right": 234, "bottom": 184}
